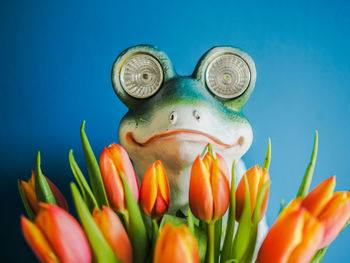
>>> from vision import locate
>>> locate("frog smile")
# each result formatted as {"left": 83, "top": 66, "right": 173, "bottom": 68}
{"left": 126, "top": 130, "right": 243, "bottom": 149}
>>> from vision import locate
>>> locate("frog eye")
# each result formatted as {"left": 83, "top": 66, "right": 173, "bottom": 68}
{"left": 205, "top": 53, "right": 251, "bottom": 99}
{"left": 120, "top": 54, "right": 164, "bottom": 99}
{"left": 193, "top": 46, "right": 256, "bottom": 110}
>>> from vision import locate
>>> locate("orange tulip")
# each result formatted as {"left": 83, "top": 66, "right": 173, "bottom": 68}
{"left": 153, "top": 223, "right": 199, "bottom": 263}
{"left": 189, "top": 152, "right": 230, "bottom": 222}
{"left": 93, "top": 206, "right": 132, "bottom": 263}
{"left": 302, "top": 176, "right": 350, "bottom": 248}
{"left": 100, "top": 143, "right": 139, "bottom": 212}
{"left": 21, "top": 203, "right": 91, "bottom": 263}
{"left": 20, "top": 171, "right": 68, "bottom": 214}
{"left": 140, "top": 160, "right": 170, "bottom": 219}
{"left": 257, "top": 199, "right": 324, "bottom": 263}
{"left": 235, "top": 165, "right": 270, "bottom": 222}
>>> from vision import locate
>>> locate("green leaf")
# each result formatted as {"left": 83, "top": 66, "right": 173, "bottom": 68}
{"left": 120, "top": 173, "right": 148, "bottom": 263}
{"left": 221, "top": 161, "right": 236, "bottom": 263}
{"left": 188, "top": 210, "right": 195, "bottom": 235}
{"left": 17, "top": 179, "right": 35, "bottom": 221}
{"left": 231, "top": 174, "right": 251, "bottom": 260}
{"left": 214, "top": 218, "right": 222, "bottom": 263}
{"left": 297, "top": 130, "right": 318, "bottom": 198}
{"left": 34, "top": 152, "right": 56, "bottom": 205}
{"left": 241, "top": 181, "right": 270, "bottom": 263}
{"left": 310, "top": 247, "right": 328, "bottom": 263}
{"left": 69, "top": 150, "right": 98, "bottom": 212}
{"left": 71, "top": 183, "right": 120, "bottom": 263}
{"left": 80, "top": 121, "right": 109, "bottom": 207}
{"left": 262, "top": 138, "right": 271, "bottom": 170}
{"left": 160, "top": 214, "right": 207, "bottom": 263}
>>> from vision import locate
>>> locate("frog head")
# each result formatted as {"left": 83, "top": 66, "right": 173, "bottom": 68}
{"left": 112, "top": 45, "right": 256, "bottom": 212}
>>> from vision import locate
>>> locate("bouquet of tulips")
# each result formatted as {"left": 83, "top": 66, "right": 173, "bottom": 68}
{"left": 18, "top": 122, "right": 350, "bottom": 263}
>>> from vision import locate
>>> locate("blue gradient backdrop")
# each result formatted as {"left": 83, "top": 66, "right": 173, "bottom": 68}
{"left": 1, "top": 0, "right": 349, "bottom": 262}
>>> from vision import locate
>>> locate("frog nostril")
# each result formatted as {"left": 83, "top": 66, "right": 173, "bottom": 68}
{"left": 193, "top": 110, "right": 200, "bottom": 121}
{"left": 169, "top": 111, "right": 177, "bottom": 124}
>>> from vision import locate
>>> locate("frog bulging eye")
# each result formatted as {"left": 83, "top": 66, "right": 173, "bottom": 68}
{"left": 205, "top": 54, "right": 251, "bottom": 99}
{"left": 120, "top": 54, "right": 164, "bottom": 99}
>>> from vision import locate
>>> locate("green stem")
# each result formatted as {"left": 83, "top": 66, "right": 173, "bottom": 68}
{"left": 121, "top": 209, "right": 130, "bottom": 229}
{"left": 207, "top": 222, "right": 215, "bottom": 263}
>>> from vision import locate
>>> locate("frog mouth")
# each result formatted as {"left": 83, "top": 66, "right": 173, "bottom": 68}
{"left": 126, "top": 130, "right": 243, "bottom": 149}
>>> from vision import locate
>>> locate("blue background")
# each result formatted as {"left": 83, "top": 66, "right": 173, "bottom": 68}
{"left": 1, "top": 0, "right": 349, "bottom": 262}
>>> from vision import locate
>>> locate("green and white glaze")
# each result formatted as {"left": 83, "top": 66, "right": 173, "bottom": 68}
{"left": 112, "top": 45, "right": 256, "bottom": 214}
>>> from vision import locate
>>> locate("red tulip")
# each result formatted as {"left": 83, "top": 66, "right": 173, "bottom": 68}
{"left": 140, "top": 160, "right": 170, "bottom": 219}
{"left": 189, "top": 152, "right": 230, "bottom": 222}
{"left": 21, "top": 203, "right": 91, "bottom": 263}
{"left": 100, "top": 143, "right": 139, "bottom": 212}
{"left": 257, "top": 199, "right": 324, "bottom": 263}
{"left": 302, "top": 176, "right": 350, "bottom": 248}
{"left": 20, "top": 171, "right": 68, "bottom": 214}
{"left": 93, "top": 206, "right": 132, "bottom": 263}
{"left": 235, "top": 165, "right": 270, "bottom": 222}
{"left": 153, "top": 223, "right": 200, "bottom": 263}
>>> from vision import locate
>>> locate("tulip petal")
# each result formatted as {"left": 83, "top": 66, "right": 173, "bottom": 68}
{"left": 211, "top": 157, "right": 230, "bottom": 220}
{"left": 156, "top": 161, "right": 169, "bottom": 205}
{"left": 318, "top": 191, "right": 350, "bottom": 248}
{"left": 21, "top": 216, "right": 59, "bottom": 263}
{"left": 288, "top": 212, "right": 324, "bottom": 263}
{"left": 107, "top": 143, "right": 139, "bottom": 202}
{"left": 20, "top": 179, "right": 39, "bottom": 214}
{"left": 257, "top": 209, "right": 305, "bottom": 263}
{"left": 189, "top": 156, "right": 213, "bottom": 221}
{"left": 140, "top": 163, "right": 158, "bottom": 216}
{"left": 100, "top": 147, "right": 125, "bottom": 211}
{"left": 36, "top": 203, "right": 92, "bottom": 263}
{"left": 93, "top": 206, "right": 133, "bottom": 263}
{"left": 302, "top": 176, "right": 335, "bottom": 216}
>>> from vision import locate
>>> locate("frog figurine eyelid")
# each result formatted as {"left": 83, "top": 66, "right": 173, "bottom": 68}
{"left": 112, "top": 44, "right": 256, "bottom": 214}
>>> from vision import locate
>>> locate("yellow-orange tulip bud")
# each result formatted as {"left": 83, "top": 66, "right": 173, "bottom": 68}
{"left": 189, "top": 152, "right": 230, "bottom": 222}
{"left": 20, "top": 171, "right": 68, "bottom": 214}
{"left": 21, "top": 203, "right": 91, "bottom": 263}
{"left": 153, "top": 223, "right": 199, "bottom": 263}
{"left": 257, "top": 199, "right": 324, "bottom": 263}
{"left": 302, "top": 176, "right": 350, "bottom": 248}
{"left": 93, "top": 206, "right": 132, "bottom": 263}
{"left": 99, "top": 143, "right": 139, "bottom": 212}
{"left": 140, "top": 160, "right": 170, "bottom": 219}
{"left": 235, "top": 165, "right": 270, "bottom": 222}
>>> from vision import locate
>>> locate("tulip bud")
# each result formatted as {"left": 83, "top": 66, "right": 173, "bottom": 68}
{"left": 99, "top": 143, "right": 139, "bottom": 212}
{"left": 257, "top": 199, "right": 324, "bottom": 263}
{"left": 20, "top": 171, "right": 68, "bottom": 214}
{"left": 302, "top": 176, "right": 350, "bottom": 248}
{"left": 93, "top": 206, "right": 132, "bottom": 263}
{"left": 21, "top": 203, "right": 91, "bottom": 263}
{"left": 189, "top": 152, "right": 230, "bottom": 222}
{"left": 153, "top": 223, "right": 199, "bottom": 263}
{"left": 235, "top": 165, "right": 270, "bottom": 222}
{"left": 140, "top": 160, "right": 170, "bottom": 219}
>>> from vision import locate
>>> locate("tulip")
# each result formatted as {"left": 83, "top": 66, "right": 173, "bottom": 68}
{"left": 257, "top": 198, "right": 324, "bottom": 263}
{"left": 235, "top": 165, "right": 270, "bottom": 222}
{"left": 20, "top": 171, "right": 68, "bottom": 214}
{"left": 21, "top": 203, "right": 91, "bottom": 263}
{"left": 100, "top": 143, "right": 139, "bottom": 212}
{"left": 189, "top": 152, "right": 230, "bottom": 222}
{"left": 153, "top": 223, "right": 199, "bottom": 263}
{"left": 93, "top": 206, "right": 132, "bottom": 263}
{"left": 140, "top": 160, "right": 170, "bottom": 219}
{"left": 302, "top": 176, "right": 350, "bottom": 248}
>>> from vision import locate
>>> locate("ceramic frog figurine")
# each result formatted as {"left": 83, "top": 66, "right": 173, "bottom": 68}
{"left": 112, "top": 45, "right": 255, "bottom": 213}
